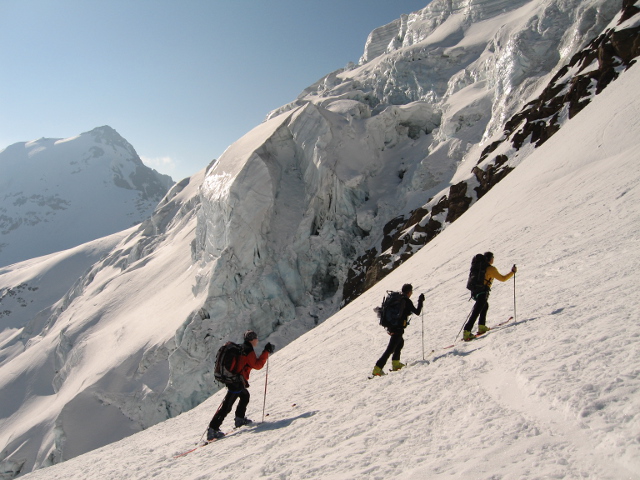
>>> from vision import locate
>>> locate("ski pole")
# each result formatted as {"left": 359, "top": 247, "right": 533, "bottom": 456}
{"left": 261, "top": 358, "right": 269, "bottom": 423}
{"left": 421, "top": 311, "right": 425, "bottom": 361}
{"left": 198, "top": 426, "right": 208, "bottom": 445}
{"left": 454, "top": 304, "right": 474, "bottom": 343}
{"left": 513, "top": 271, "right": 517, "bottom": 323}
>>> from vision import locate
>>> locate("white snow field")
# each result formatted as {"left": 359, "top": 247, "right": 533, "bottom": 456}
{"left": 20, "top": 59, "right": 640, "bottom": 479}
{"left": 0, "top": 229, "right": 132, "bottom": 336}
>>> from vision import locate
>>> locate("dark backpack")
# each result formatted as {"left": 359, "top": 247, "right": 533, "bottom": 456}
{"left": 214, "top": 341, "right": 243, "bottom": 385}
{"left": 466, "top": 253, "right": 489, "bottom": 295}
{"left": 374, "top": 291, "right": 404, "bottom": 329}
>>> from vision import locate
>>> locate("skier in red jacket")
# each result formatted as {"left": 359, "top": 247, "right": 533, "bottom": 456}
{"left": 207, "top": 330, "right": 274, "bottom": 440}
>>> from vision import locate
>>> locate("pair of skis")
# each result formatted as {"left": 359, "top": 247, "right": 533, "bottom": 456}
{"left": 368, "top": 316, "right": 513, "bottom": 379}
{"left": 443, "top": 316, "right": 513, "bottom": 349}
{"left": 367, "top": 352, "right": 436, "bottom": 380}
{"left": 173, "top": 425, "right": 250, "bottom": 458}
{"left": 174, "top": 404, "right": 299, "bottom": 458}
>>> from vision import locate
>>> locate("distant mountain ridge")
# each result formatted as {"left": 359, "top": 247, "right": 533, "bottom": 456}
{"left": 0, "top": 126, "right": 173, "bottom": 267}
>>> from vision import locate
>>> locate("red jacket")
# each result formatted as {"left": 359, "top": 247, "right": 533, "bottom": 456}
{"left": 233, "top": 342, "right": 269, "bottom": 385}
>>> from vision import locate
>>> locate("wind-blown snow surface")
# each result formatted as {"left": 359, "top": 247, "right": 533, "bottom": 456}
{"left": 20, "top": 60, "right": 640, "bottom": 480}
{"left": 0, "top": 126, "right": 173, "bottom": 268}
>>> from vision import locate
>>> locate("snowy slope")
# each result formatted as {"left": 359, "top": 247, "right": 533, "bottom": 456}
{"left": 0, "top": 171, "right": 204, "bottom": 476}
{"left": 19, "top": 57, "right": 640, "bottom": 480}
{"left": 0, "top": 126, "right": 173, "bottom": 268}
{"left": 0, "top": 229, "right": 133, "bottom": 351}
{"left": 2, "top": 1, "right": 639, "bottom": 477}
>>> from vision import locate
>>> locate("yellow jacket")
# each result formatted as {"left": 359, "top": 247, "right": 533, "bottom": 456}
{"left": 484, "top": 265, "right": 514, "bottom": 290}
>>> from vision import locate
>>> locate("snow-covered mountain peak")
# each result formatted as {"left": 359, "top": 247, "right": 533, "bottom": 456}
{"left": 0, "top": 126, "right": 174, "bottom": 267}
{"left": 79, "top": 126, "right": 143, "bottom": 165}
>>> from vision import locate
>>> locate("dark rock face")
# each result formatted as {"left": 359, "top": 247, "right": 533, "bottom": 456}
{"left": 473, "top": 156, "right": 512, "bottom": 200}
{"left": 341, "top": 6, "right": 640, "bottom": 307}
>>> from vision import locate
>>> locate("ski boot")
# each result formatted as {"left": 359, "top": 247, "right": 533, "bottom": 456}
{"left": 463, "top": 330, "right": 474, "bottom": 341}
{"left": 207, "top": 428, "right": 225, "bottom": 441}
{"left": 392, "top": 360, "right": 406, "bottom": 371}
{"left": 477, "top": 325, "right": 491, "bottom": 334}
{"left": 235, "top": 416, "right": 253, "bottom": 428}
{"left": 371, "top": 365, "right": 386, "bottom": 376}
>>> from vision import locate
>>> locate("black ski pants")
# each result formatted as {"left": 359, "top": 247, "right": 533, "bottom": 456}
{"left": 376, "top": 330, "right": 404, "bottom": 369}
{"left": 209, "top": 382, "right": 250, "bottom": 430}
{"left": 465, "top": 291, "right": 490, "bottom": 332}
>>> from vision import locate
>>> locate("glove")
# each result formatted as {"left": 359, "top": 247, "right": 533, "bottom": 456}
{"left": 264, "top": 342, "right": 275, "bottom": 354}
{"left": 418, "top": 293, "right": 425, "bottom": 303}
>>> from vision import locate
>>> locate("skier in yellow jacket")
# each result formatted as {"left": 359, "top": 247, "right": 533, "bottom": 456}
{"left": 463, "top": 252, "right": 517, "bottom": 341}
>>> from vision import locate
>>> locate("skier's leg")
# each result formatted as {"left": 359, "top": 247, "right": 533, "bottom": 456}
{"left": 465, "top": 293, "right": 487, "bottom": 331}
{"left": 478, "top": 300, "right": 490, "bottom": 327}
{"left": 209, "top": 389, "right": 240, "bottom": 430}
{"left": 376, "top": 333, "right": 402, "bottom": 369}
{"left": 234, "top": 388, "right": 251, "bottom": 420}
{"left": 391, "top": 334, "right": 405, "bottom": 361}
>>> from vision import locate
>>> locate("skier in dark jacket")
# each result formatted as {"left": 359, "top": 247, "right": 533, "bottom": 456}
{"left": 372, "top": 283, "right": 424, "bottom": 376}
{"left": 207, "top": 330, "right": 274, "bottom": 440}
{"left": 463, "top": 252, "right": 517, "bottom": 341}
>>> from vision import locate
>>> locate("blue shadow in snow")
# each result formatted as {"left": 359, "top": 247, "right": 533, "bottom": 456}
{"left": 252, "top": 411, "right": 319, "bottom": 432}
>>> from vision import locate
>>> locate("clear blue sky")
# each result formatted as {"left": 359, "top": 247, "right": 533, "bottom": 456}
{"left": 1, "top": 0, "right": 430, "bottom": 181}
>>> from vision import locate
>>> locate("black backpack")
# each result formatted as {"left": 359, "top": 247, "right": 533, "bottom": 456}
{"left": 466, "top": 253, "right": 489, "bottom": 295}
{"left": 214, "top": 341, "right": 243, "bottom": 384}
{"left": 374, "top": 291, "right": 404, "bottom": 329}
